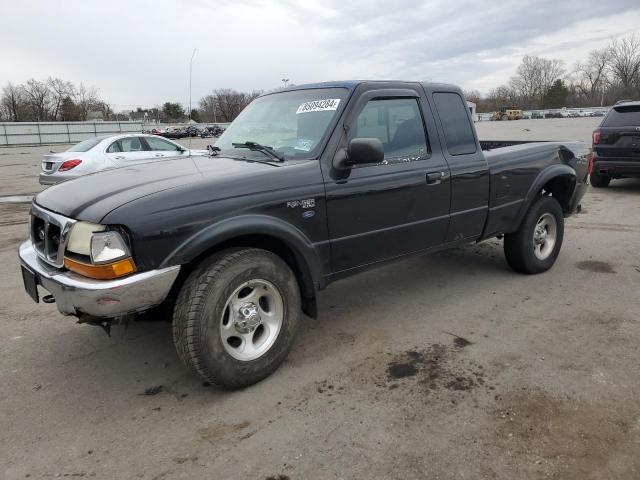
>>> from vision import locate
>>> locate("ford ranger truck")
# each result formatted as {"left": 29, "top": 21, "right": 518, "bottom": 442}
{"left": 18, "top": 81, "right": 589, "bottom": 388}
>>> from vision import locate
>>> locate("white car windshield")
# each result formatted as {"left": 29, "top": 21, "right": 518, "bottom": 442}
{"left": 215, "top": 88, "right": 348, "bottom": 159}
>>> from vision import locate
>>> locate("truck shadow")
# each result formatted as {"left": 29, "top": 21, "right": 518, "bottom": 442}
{"left": 604, "top": 178, "right": 640, "bottom": 193}
{"left": 37, "top": 239, "right": 509, "bottom": 398}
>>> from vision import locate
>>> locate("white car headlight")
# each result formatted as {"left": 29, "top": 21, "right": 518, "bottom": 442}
{"left": 90, "top": 231, "right": 130, "bottom": 264}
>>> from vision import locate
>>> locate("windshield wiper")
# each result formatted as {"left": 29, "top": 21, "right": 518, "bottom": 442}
{"left": 207, "top": 145, "right": 221, "bottom": 156}
{"left": 232, "top": 141, "right": 285, "bottom": 162}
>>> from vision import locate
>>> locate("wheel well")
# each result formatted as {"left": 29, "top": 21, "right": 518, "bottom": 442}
{"left": 167, "top": 234, "right": 318, "bottom": 319}
{"left": 541, "top": 174, "right": 575, "bottom": 213}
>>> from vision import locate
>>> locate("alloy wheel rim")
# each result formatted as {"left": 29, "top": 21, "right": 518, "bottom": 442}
{"left": 532, "top": 212, "right": 557, "bottom": 260}
{"left": 220, "top": 279, "right": 284, "bottom": 361}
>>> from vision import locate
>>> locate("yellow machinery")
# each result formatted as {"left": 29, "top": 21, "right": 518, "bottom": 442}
{"left": 491, "top": 106, "right": 523, "bottom": 121}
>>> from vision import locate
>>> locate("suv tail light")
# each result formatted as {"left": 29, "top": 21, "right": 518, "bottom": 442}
{"left": 59, "top": 159, "right": 82, "bottom": 171}
{"left": 592, "top": 129, "right": 601, "bottom": 145}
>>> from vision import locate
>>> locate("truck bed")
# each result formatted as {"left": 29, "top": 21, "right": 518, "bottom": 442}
{"left": 479, "top": 140, "right": 590, "bottom": 239}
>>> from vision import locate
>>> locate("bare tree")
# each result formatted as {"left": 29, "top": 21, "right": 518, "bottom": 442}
{"left": 1, "top": 82, "right": 25, "bottom": 121}
{"left": 47, "top": 77, "right": 75, "bottom": 120}
{"left": 574, "top": 48, "right": 610, "bottom": 103}
{"left": 608, "top": 33, "right": 640, "bottom": 88}
{"left": 509, "top": 55, "right": 565, "bottom": 108}
{"left": 199, "top": 94, "right": 218, "bottom": 122}
{"left": 74, "top": 83, "right": 100, "bottom": 121}
{"left": 206, "top": 89, "right": 261, "bottom": 122}
{"left": 463, "top": 89, "right": 481, "bottom": 104}
{"left": 21, "top": 79, "right": 53, "bottom": 121}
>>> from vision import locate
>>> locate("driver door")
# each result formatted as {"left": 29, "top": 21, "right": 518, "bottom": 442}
{"left": 325, "top": 89, "right": 451, "bottom": 274}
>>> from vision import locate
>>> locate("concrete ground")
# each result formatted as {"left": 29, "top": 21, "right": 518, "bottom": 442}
{"left": 1, "top": 119, "right": 639, "bottom": 479}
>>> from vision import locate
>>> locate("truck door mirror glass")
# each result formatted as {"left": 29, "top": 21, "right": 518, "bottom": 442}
{"left": 348, "top": 138, "right": 384, "bottom": 165}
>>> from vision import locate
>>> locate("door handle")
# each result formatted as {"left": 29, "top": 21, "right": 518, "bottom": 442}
{"left": 426, "top": 171, "right": 443, "bottom": 185}
{"left": 154, "top": 153, "right": 164, "bottom": 157}
{"left": 114, "top": 156, "right": 125, "bottom": 160}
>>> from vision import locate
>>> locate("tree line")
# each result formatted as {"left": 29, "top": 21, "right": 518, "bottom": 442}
{"left": 0, "top": 78, "right": 111, "bottom": 122}
{"left": 117, "top": 89, "right": 263, "bottom": 124}
{"left": 466, "top": 34, "right": 640, "bottom": 113}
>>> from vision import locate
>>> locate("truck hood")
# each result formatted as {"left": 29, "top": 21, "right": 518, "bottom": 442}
{"left": 35, "top": 155, "right": 282, "bottom": 221}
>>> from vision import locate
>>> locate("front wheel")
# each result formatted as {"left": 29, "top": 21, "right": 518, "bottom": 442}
{"left": 172, "top": 248, "right": 301, "bottom": 389}
{"left": 504, "top": 195, "right": 564, "bottom": 274}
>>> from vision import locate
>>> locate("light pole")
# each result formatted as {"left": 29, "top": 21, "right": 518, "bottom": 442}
{"left": 189, "top": 48, "right": 197, "bottom": 121}
{"left": 282, "top": 78, "right": 289, "bottom": 88}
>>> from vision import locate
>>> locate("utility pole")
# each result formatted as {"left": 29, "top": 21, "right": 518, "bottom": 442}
{"left": 189, "top": 48, "right": 197, "bottom": 121}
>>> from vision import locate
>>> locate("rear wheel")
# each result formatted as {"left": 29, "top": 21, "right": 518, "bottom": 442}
{"left": 589, "top": 171, "right": 611, "bottom": 188}
{"left": 504, "top": 195, "right": 564, "bottom": 274}
{"left": 172, "top": 248, "right": 301, "bottom": 389}
{"left": 501, "top": 114, "right": 508, "bottom": 121}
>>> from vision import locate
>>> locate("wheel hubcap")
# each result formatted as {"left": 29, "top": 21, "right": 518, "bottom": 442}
{"left": 532, "top": 212, "right": 557, "bottom": 260}
{"left": 220, "top": 279, "right": 284, "bottom": 361}
{"left": 234, "top": 303, "right": 261, "bottom": 334}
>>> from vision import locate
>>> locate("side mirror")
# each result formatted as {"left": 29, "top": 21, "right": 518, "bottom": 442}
{"left": 347, "top": 138, "right": 384, "bottom": 165}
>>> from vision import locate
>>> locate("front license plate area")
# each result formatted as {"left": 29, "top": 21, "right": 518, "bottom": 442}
{"left": 21, "top": 266, "right": 39, "bottom": 303}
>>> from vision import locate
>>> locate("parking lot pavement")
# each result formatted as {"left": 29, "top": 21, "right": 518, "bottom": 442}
{"left": 1, "top": 123, "right": 640, "bottom": 479}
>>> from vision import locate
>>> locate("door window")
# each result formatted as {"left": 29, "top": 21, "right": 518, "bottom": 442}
{"left": 348, "top": 98, "right": 429, "bottom": 162}
{"left": 106, "top": 137, "right": 147, "bottom": 153}
{"left": 433, "top": 93, "right": 477, "bottom": 155}
{"left": 145, "top": 136, "right": 182, "bottom": 151}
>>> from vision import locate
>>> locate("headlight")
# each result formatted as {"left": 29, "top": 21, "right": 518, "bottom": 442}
{"left": 91, "top": 231, "right": 130, "bottom": 264}
{"left": 67, "top": 222, "right": 105, "bottom": 255}
{"left": 64, "top": 222, "right": 136, "bottom": 279}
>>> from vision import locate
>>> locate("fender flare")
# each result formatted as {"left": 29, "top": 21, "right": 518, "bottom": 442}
{"left": 509, "top": 164, "right": 576, "bottom": 232}
{"left": 159, "top": 214, "right": 325, "bottom": 291}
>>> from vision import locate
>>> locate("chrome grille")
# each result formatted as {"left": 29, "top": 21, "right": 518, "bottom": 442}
{"left": 29, "top": 204, "right": 76, "bottom": 268}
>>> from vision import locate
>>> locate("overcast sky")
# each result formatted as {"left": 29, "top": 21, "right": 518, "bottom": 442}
{"left": 1, "top": 0, "right": 639, "bottom": 110}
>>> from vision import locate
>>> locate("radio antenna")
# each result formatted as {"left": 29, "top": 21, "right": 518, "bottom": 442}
{"left": 188, "top": 48, "right": 197, "bottom": 155}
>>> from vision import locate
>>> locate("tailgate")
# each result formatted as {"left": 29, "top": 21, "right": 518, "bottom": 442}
{"left": 596, "top": 127, "right": 640, "bottom": 159}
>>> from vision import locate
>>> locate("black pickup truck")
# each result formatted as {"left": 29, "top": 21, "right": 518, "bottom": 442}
{"left": 18, "top": 81, "right": 589, "bottom": 388}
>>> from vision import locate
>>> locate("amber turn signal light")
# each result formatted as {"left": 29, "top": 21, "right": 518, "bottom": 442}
{"left": 64, "top": 257, "right": 137, "bottom": 280}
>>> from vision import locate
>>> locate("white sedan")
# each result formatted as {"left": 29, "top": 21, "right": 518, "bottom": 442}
{"left": 39, "top": 134, "right": 206, "bottom": 185}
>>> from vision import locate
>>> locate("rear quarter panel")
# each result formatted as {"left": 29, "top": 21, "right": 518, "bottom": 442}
{"left": 481, "top": 141, "right": 588, "bottom": 238}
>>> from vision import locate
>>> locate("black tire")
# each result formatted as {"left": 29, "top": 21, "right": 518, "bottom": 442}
{"left": 589, "top": 172, "right": 611, "bottom": 188}
{"left": 172, "top": 248, "right": 301, "bottom": 389}
{"left": 504, "top": 195, "right": 564, "bottom": 274}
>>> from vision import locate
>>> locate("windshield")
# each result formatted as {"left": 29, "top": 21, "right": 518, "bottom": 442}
{"left": 215, "top": 88, "right": 348, "bottom": 159}
{"left": 66, "top": 137, "right": 103, "bottom": 152}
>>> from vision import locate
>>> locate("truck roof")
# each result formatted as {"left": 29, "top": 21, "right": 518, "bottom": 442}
{"left": 269, "top": 80, "right": 461, "bottom": 94}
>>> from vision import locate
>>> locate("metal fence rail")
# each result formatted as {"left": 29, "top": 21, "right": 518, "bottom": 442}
{"left": 0, "top": 121, "right": 144, "bottom": 146}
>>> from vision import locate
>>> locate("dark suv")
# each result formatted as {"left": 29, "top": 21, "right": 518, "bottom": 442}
{"left": 590, "top": 101, "right": 640, "bottom": 187}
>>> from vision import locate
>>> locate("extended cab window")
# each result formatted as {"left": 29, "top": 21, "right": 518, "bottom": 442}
{"left": 433, "top": 93, "right": 477, "bottom": 155}
{"left": 348, "top": 98, "right": 428, "bottom": 162}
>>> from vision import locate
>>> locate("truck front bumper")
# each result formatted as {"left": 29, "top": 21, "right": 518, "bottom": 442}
{"left": 19, "top": 241, "right": 180, "bottom": 318}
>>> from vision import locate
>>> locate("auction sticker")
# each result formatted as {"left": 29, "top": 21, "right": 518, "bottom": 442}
{"left": 296, "top": 99, "right": 341, "bottom": 114}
